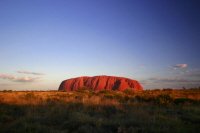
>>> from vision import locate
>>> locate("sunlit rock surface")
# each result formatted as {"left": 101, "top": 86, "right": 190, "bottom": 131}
{"left": 59, "top": 75, "right": 143, "bottom": 91}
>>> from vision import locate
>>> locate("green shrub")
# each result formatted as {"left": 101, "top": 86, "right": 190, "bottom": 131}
{"left": 155, "top": 94, "right": 173, "bottom": 105}
{"left": 174, "top": 98, "right": 196, "bottom": 105}
{"left": 123, "top": 88, "right": 135, "bottom": 95}
{"left": 24, "top": 92, "right": 36, "bottom": 100}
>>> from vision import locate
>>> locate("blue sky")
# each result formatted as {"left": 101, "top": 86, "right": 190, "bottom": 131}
{"left": 0, "top": 0, "right": 200, "bottom": 90}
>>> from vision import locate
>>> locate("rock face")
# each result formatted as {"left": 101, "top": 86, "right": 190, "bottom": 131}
{"left": 58, "top": 75, "right": 143, "bottom": 91}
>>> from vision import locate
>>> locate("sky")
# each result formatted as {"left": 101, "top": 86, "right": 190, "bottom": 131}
{"left": 0, "top": 0, "right": 200, "bottom": 90}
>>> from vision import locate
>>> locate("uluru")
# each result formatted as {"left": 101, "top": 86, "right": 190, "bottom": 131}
{"left": 58, "top": 75, "right": 143, "bottom": 91}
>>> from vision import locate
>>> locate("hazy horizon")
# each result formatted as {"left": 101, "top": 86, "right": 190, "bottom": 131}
{"left": 0, "top": 0, "right": 200, "bottom": 90}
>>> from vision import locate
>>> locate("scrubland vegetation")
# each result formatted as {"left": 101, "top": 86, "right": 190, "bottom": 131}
{"left": 0, "top": 89, "right": 200, "bottom": 133}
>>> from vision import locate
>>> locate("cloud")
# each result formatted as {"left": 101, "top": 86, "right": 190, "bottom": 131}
{"left": 146, "top": 77, "right": 200, "bottom": 83}
{"left": 187, "top": 73, "right": 200, "bottom": 78}
{"left": 141, "top": 76, "right": 200, "bottom": 89}
{"left": 184, "top": 69, "right": 200, "bottom": 78}
{"left": 173, "top": 64, "right": 188, "bottom": 69}
{"left": 0, "top": 74, "right": 39, "bottom": 82}
{"left": 17, "top": 70, "right": 45, "bottom": 75}
{"left": 14, "top": 77, "right": 39, "bottom": 82}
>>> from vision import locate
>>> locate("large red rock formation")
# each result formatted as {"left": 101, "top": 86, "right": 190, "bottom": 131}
{"left": 58, "top": 75, "right": 143, "bottom": 91}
